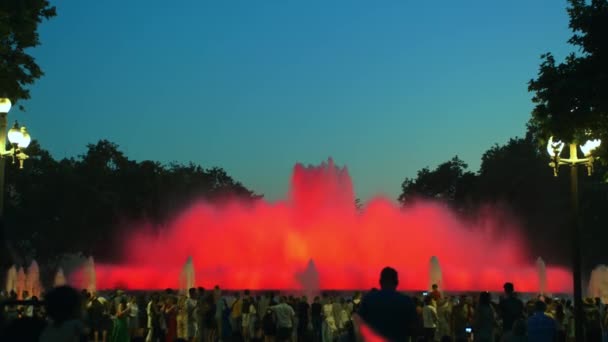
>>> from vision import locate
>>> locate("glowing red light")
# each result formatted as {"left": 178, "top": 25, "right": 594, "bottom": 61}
{"left": 90, "top": 159, "right": 571, "bottom": 293}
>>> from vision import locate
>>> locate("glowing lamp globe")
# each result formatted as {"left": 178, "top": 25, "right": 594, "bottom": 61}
{"left": 7, "top": 122, "right": 23, "bottom": 146}
{"left": 18, "top": 127, "right": 31, "bottom": 148}
{"left": 580, "top": 139, "right": 601, "bottom": 156}
{"left": 547, "top": 136, "right": 565, "bottom": 158}
{"left": 0, "top": 98, "right": 11, "bottom": 113}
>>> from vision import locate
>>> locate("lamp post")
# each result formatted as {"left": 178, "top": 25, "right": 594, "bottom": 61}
{"left": 547, "top": 136, "right": 602, "bottom": 341}
{"left": 0, "top": 98, "right": 32, "bottom": 261}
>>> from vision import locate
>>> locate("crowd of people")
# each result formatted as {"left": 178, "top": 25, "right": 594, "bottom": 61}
{"left": 1, "top": 266, "right": 608, "bottom": 342}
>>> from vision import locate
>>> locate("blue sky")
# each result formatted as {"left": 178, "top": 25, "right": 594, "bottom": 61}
{"left": 14, "top": 0, "right": 573, "bottom": 201}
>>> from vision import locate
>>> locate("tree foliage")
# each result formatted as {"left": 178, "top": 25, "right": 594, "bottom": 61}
{"left": 0, "top": 0, "right": 56, "bottom": 105}
{"left": 528, "top": 0, "right": 608, "bottom": 155}
{"left": 398, "top": 156, "right": 476, "bottom": 207}
{"left": 2, "top": 140, "right": 261, "bottom": 264}
{"left": 398, "top": 134, "right": 608, "bottom": 267}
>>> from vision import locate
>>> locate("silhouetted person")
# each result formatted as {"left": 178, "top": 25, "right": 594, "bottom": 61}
{"left": 501, "top": 318, "right": 526, "bottom": 342}
{"left": 583, "top": 297, "right": 602, "bottom": 342}
{"left": 474, "top": 292, "right": 495, "bottom": 342}
{"left": 311, "top": 296, "right": 322, "bottom": 342}
{"left": 498, "top": 282, "right": 523, "bottom": 333}
{"left": 355, "top": 266, "right": 417, "bottom": 341}
{"left": 39, "top": 285, "right": 86, "bottom": 342}
{"left": 430, "top": 284, "right": 441, "bottom": 302}
{"left": 527, "top": 300, "right": 557, "bottom": 342}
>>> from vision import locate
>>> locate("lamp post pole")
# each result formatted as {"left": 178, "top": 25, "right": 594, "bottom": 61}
{"left": 0, "top": 110, "right": 8, "bottom": 218}
{"left": 0, "top": 108, "right": 8, "bottom": 267}
{"left": 569, "top": 143, "right": 584, "bottom": 341}
{"left": 0, "top": 98, "right": 32, "bottom": 266}
{"left": 548, "top": 137, "right": 602, "bottom": 342}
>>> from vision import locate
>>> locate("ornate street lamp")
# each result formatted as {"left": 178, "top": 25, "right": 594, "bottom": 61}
{"left": 547, "top": 135, "right": 601, "bottom": 340}
{"left": 547, "top": 136, "right": 601, "bottom": 176}
{"left": 0, "top": 98, "right": 33, "bottom": 216}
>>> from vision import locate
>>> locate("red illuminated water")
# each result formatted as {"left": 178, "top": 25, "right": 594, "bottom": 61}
{"left": 92, "top": 159, "right": 572, "bottom": 292}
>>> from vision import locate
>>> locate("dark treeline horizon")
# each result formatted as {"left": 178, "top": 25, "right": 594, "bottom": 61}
{"left": 3, "top": 132, "right": 608, "bottom": 280}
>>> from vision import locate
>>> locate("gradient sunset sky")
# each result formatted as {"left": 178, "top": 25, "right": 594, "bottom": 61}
{"left": 14, "top": 0, "right": 573, "bottom": 201}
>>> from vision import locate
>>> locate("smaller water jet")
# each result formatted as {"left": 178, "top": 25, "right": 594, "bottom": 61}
{"left": 296, "top": 259, "right": 320, "bottom": 302}
{"left": 429, "top": 256, "right": 443, "bottom": 291}
{"left": 5, "top": 265, "right": 16, "bottom": 295}
{"left": 16, "top": 267, "right": 26, "bottom": 299}
{"left": 84, "top": 256, "right": 97, "bottom": 294}
{"left": 588, "top": 265, "right": 608, "bottom": 302}
{"left": 179, "top": 256, "right": 195, "bottom": 293}
{"left": 26, "top": 260, "right": 41, "bottom": 298}
{"left": 54, "top": 268, "right": 67, "bottom": 287}
{"left": 536, "top": 257, "right": 548, "bottom": 296}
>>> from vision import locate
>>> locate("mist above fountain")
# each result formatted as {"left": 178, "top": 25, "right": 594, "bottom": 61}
{"left": 93, "top": 159, "right": 571, "bottom": 292}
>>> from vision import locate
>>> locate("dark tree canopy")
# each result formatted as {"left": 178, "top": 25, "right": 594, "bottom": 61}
{"left": 397, "top": 134, "right": 608, "bottom": 268}
{"left": 528, "top": 0, "right": 608, "bottom": 156}
{"left": 0, "top": 0, "right": 56, "bottom": 105}
{"left": 398, "top": 156, "right": 475, "bottom": 207}
{"left": 3, "top": 139, "right": 261, "bottom": 266}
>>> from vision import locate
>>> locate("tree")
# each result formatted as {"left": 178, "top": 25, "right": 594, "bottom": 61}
{"left": 397, "top": 134, "right": 608, "bottom": 266}
{"left": 0, "top": 0, "right": 56, "bottom": 105}
{"left": 398, "top": 156, "right": 475, "bottom": 207}
{"left": 2, "top": 139, "right": 261, "bottom": 265}
{"left": 528, "top": 0, "right": 608, "bottom": 158}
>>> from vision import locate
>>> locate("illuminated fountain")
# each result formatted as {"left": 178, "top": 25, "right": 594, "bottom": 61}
{"left": 179, "top": 256, "right": 196, "bottom": 293}
{"left": 16, "top": 267, "right": 25, "bottom": 299}
{"left": 26, "top": 260, "right": 41, "bottom": 298}
{"left": 84, "top": 256, "right": 97, "bottom": 294}
{"left": 5, "top": 265, "right": 16, "bottom": 295}
{"left": 54, "top": 268, "right": 67, "bottom": 287}
{"left": 588, "top": 265, "right": 608, "bottom": 302}
{"left": 92, "top": 159, "right": 572, "bottom": 292}
{"left": 536, "top": 257, "right": 548, "bottom": 296}
{"left": 296, "top": 259, "right": 320, "bottom": 301}
{"left": 429, "top": 256, "right": 443, "bottom": 290}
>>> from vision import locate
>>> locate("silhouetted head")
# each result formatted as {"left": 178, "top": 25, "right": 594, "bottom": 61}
{"left": 244, "top": 289, "right": 250, "bottom": 297}
{"left": 45, "top": 286, "right": 82, "bottom": 326}
{"left": 534, "top": 300, "right": 547, "bottom": 312}
{"left": 479, "top": 292, "right": 491, "bottom": 306}
{"left": 432, "top": 284, "right": 438, "bottom": 290}
{"left": 379, "top": 267, "right": 398, "bottom": 291}
{"left": 503, "top": 282, "right": 514, "bottom": 295}
{"left": 314, "top": 296, "right": 320, "bottom": 303}
{"left": 189, "top": 288, "right": 197, "bottom": 298}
